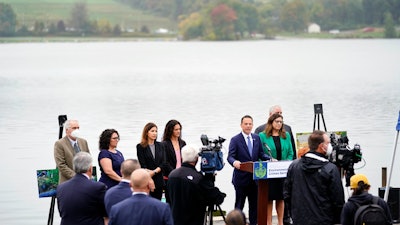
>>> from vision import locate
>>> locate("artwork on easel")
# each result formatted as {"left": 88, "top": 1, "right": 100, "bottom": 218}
{"left": 296, "top": 131, "right": 347, "bottom": 158}
{"left": 37, "top": 169, "right": 59, "bottom": 198}
{"left": 36, "top": 166, "right": 97, "bottom": 198}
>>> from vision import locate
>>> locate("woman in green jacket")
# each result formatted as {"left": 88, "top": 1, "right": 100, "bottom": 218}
{"left": 259, "top": 113, "right": 293, "bottom": 225}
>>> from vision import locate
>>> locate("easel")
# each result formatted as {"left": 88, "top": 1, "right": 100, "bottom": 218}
{"left": 47, "top": 115, "right": 67, "bottom": 225}
{"left": 313, "top": 103, "right": 327, "bottom": 131}
{"left": 203, "top": 204, "right": 226, "bottom": 225}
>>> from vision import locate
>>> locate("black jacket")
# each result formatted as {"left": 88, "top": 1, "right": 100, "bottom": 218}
{"left": 341, "top": 192, "right": 392, "bottom": 225}
{"left": 162, "top": 139, "right": 186, "bottom": 177}
{"left": 284, "top": 152, "right": 345, "bottom": 225}
{"left": 136, "top": 142, "right": 168, "bottom": 190}
{"left": 167, "top": 163, "right": 226, "bottom": 225}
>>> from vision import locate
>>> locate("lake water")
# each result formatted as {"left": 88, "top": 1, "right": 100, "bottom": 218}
{"left": 0, "top": 39, "right": 399, "bottom": 224}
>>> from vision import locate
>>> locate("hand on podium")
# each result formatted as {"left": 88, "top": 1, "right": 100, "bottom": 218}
{"left": 233, "top": 160, "right": 241, "bottom": 169}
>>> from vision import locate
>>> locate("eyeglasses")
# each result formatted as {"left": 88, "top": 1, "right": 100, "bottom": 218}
{"left": 111, "top": 137, "right": 120, "bottom": 140}
{"left": 274, "top": 120, "right": 283, "bottom": 124}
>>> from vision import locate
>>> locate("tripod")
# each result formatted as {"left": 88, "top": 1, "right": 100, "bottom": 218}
{"left": 204, "top": 204, "right": 226, "bottom": 225}
{"left": 313, "top": 103, "right": 327, "bottom": 131}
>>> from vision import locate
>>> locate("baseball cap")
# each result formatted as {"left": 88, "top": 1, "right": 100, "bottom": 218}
{"left": 350, "top": 174, "right": 370, "bottom": 189}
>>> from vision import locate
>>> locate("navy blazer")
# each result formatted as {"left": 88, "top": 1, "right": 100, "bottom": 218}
{"left": 227, "top": 133, "right": 270, "bottom": 187}
{"left": 56, "top": 174, "right": 107, "bottom": 225}
{"left": 108, "top": 194, "right": 173, "bottom": 225}
{"left": 104, "top": 181, "right": 132, "bottom": 215}
{"left": 136, "top": 142, "right": 167, "bottom": 189}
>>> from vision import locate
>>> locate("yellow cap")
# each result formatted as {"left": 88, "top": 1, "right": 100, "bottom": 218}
{"left": 350, "top": 174, "right": 370, "bottom": 189}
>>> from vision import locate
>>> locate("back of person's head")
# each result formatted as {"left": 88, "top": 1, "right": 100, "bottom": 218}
{"left": 308, "top": 130, "right": 325, "bottom": 152}
{"left": 73, "top": 152, "right": 92, "bottom": 174}
{"left": 181, "top": 144, "right": 199, "bottom": 163}
{"left": 131, "top": 168, "right": 151, "bottom": 191}
{"left": 350, "top": 174, "right": 371, "bottom": 195}
{"left": 225, "top": 209, "right": 247, "bottom": 225}
{"left": 121, "top": 159, "right": 141, "bottom": 178}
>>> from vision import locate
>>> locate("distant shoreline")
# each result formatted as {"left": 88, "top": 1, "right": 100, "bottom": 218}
{"left": 0, "top": 28, "right": 394, "bottom": 43}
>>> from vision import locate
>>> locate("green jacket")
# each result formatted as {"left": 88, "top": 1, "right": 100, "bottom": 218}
{"left": 259, "top": 132, "right": 293, "bottom": 160}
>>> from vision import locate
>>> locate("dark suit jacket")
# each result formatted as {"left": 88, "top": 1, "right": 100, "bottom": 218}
{"left": 54, "top": 136, "right": 90, "bottom": 183}
{"left": 255, "top": 123, "right": 297, "bottom": 159}
{"left": 227, "top": 133, "right": 270, "bottom": 187}
{"left": 108, "top": 193, "right": 174, "bottom": 225}
{"left": 56, "top": 174, "right": 107, "bottom": 225}
{"left": 136, "top": 142, "right": 167, "bottom": 189}
{"left": 104, "top": 181, "right": 132, "bottom": 215}
{"left": 162, "top": 139, "right": 186, "bottom": 176}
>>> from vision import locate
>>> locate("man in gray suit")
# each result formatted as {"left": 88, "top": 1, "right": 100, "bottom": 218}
{"left": 54, "top": 119, "right": 90, "bottom": 183}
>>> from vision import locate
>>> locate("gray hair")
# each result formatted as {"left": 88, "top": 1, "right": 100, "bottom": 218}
{"left": 63, "top": 119, "right": 78, "bottom": 131}
{"left": 73, "top": 152, "right": 92, "bottom": 174}
{"left": 269, "top": 105, "right": 282, "bottom": 114}
{"left": 182, "top": 144, "right": 199, "bottom": 163}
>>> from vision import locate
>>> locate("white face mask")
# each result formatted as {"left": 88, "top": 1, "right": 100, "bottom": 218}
{"left": 326, "top": 143, "right": 333, "bottom": 156}
{"left": 71, "top": 129, "right": 81, "bottom": 138}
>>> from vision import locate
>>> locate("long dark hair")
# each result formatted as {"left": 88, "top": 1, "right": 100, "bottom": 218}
{"left": 162, "top": 119, "right": 182, "bottom": 141}
{"left": 353, "top": 181, "right": 371, "bottom": 196}
{"left": 140, "top": 122, "right": 157, "bottom": 147}
{"left": 99, "top": 129, "right": 119, "bottom": 150}
{"left": 264, "top": 113, "right": 286, "bottom": 138}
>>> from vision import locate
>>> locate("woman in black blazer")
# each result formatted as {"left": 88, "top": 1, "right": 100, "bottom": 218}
{"left": 162, "top": 120, "right": 186, "bottom": 173}
{"left": 162, "top": 119, "right": 186, "bottom": 203}
{"left": 136, "top": 122, "right": 167, "bottom": 200}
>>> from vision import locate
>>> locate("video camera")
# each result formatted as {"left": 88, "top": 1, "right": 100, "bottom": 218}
{"left": 328, "top": 133, "right": 362, "bottom": 186}
{"left": 199, "top": 134, "right": 225, "bottom": 174}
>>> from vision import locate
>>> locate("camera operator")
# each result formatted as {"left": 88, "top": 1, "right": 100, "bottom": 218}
{"left": 167, "top": 144, "right": 226, "bottom": 225}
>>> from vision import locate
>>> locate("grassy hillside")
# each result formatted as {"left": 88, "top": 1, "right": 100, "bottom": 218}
{"left": 2, "top": 0, "right": 177, "bottom": 31}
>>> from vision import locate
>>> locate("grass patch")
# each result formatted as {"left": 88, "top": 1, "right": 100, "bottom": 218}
{"left": 2, "top": 0, "right": 177, "bottom": 31}
{"left": 276, "top": 28, "right": 385, "bottom": 39}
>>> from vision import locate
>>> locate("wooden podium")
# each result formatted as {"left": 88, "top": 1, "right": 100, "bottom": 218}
{"left": 240, "top": 161, "right": 269, "bottom": 225}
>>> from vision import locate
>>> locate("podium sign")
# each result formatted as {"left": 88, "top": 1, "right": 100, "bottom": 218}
{"left": 253, "top": 161, "right": 292, "bottom": 180}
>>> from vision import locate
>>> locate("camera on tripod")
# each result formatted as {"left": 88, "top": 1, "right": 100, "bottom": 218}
{"left": 328, "top": 133, "right": 363, "bottom": 186}
{"left": 199, "top": 134, "right": 225, "bottom": 174}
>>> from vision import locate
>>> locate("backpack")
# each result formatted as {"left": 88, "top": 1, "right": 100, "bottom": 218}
{"left": 353, "top": 196, "right": 390, "bottom": 225}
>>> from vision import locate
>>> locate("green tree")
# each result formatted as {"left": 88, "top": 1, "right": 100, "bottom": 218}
{"left": 280, "top": 0, "right": 308, "bottom": 33}
{"left": 0, "top": 3, "right": 17, "bottom": 36}
{"left": 113, "top": 24, "right": 122, "bottom": 36}
{"left": 384, "top": 12, "right": 397, "bottom": 38}
{"left": 33, "top": 21, "right": 45, "bottom": 36}
{"left": 178, "top": 12, "right": 204, "bottom": 40}
{"left": 70, "top": 1, "right": 89, "bottom": 33}
{"left": 57, "top": 20, "right": 66, "bottom": 32}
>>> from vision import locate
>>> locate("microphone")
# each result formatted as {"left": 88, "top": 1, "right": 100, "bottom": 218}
{"left": 263, "top": 143, "right": 275, "bottom": 161}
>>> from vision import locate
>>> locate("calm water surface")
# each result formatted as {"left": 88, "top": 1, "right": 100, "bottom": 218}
{"left": 0, "top": 40, "right": 399, "bottom": 224}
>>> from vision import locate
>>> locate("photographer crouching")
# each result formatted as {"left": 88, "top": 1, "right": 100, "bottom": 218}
{"left": 167, "top": 144, "right": 226, "bottom": 225}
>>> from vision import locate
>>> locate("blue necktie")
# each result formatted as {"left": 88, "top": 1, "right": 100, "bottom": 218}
{"left": 247, "top": 136, "right": 253, "bottom": 156}
{"left": 74, "top": 142, "right": 80, "bottom": 153}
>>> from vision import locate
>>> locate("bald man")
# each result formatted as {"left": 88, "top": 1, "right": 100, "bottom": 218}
{"left": 108, "top": 169, "right": 173, "bottom": 225}
{"left": 104, "top": 159, "right": 141, "bottom": 215}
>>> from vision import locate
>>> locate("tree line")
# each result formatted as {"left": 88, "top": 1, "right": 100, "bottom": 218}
{"left": 0, "top": 2, "right": 152, "bottom": 37}
{"left": 1, "top": 0, "right": 399, "bottom": 39}
{"left": 117, "top": 0, "right": 399, "bottom": 40}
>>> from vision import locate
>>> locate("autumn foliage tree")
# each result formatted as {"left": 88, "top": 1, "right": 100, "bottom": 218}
{"left": 210, "top": 4, "right": 237, "bottom": 40}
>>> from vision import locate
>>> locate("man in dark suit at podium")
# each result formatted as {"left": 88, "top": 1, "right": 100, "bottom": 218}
{"left": 228, "top": 115, "right": 270, "bottom": 225}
